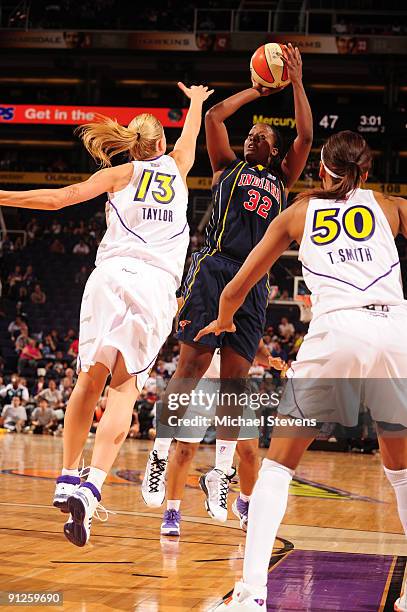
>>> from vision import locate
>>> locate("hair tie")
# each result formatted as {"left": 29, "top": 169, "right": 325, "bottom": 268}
{"left": 321, "top": 146, "right": 342, "bottom": 179}
{"left": 135, "top": 132, "right": 141, "bottom": 142}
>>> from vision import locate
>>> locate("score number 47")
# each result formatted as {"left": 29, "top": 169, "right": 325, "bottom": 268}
{"left": 319, "top": 115, "right": 339, "bottom": 129}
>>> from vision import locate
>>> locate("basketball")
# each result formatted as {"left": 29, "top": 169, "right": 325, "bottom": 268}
{"left": 250, "top": 42, "right": 290, "bottom": 89}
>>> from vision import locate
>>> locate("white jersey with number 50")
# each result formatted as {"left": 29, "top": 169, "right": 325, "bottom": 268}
{"left": 96, "top": 154, "right": 189, "bottom": 286}
{"left": 299, "top": 188, "right": 404, "bottom": 319}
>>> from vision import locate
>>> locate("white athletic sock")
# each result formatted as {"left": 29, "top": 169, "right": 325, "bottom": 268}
{"left": 243, "top": 458, "right": 294, "bottom": 587}
{"left": 167, "top": 500, "right": 181, "bottom": 511}
{"left": 215, "top": 439, "right": 237, "bottom": 474}
{"left": 86, "top": 467, "right": 107, "bottom": 493}
{"left": 384, "top": 466, "right": 407, "bottom": 535}
{"left": 153, "top": 437, "right": 172, "bottom": 459}
{"left": 239, "top": 492, "right": 251, "bottom": 503}
{"left": 62, "top": 467, "right": 79, "bottom": 477}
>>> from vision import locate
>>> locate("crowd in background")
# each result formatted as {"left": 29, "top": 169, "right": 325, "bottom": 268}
{"left": 0, "top": 317, "right": 306, "bottom": 441}
{"left": 0, "top": 184, "right": 404, "bottom": 452}
{"left": 5, "top": 0, "right": 405, "bottom": 35}
{"left": 0, "top": 236, "right": 374, "bottom": 451}
{"left": 332, "top": 17, "right": 407, "bottom": 36}
{"left": 0, "top": 313, "right": 304, "bottom": 444}
{"left": 9, "top": 0, "right": 237, "bottom": 32}
{"left": 3, "top": 0, "right": 404, "bottom": 38}
{"left": 0, "top": 151, "right": 83, "bottom": 174}
{"left": 0, "top": 205, "right": 306, "bottom": 446}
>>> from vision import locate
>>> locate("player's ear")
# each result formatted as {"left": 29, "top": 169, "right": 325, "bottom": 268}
{"left": 360, "top": 170, "right": 368, "bottom": 183}
{"left": 157, "top": 134, "right": 166, "bottom": 154}
{"left": 318, "top": 161, "right": 325, "bottom": 180}
{"left": 270, "top": 146, "right": 278, "bottom": 158}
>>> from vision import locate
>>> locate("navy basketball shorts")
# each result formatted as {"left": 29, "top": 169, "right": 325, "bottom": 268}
{"left": 175, "top": 251, "right": 268, "bottom": 364}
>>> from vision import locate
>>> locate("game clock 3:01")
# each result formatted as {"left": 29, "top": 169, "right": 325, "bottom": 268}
{"left": 317, "top": 113, "right": 386, "bottom": 135}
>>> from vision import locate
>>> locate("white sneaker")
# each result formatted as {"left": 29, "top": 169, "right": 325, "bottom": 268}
{"left": 141, "top": 450, "right": 168, "bottom": 507}
{"left": 212, "top": 581, "right": 266, "bottom": 610}
{"left": 199, "top": 468, "right": 236, "bottom": 522}
{"left": 63, "top": 483, "right": 102, "bottom": 547}
{"left": 395, "top": 587, "right": 407, "bottom": 612}
{"left": 53, "top": 475, "right": 81, "bottom": 513}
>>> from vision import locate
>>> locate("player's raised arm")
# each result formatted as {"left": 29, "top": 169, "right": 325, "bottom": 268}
{"left": 0, "top": 164, "right": 132, "bottom": 211}
{"left": 279, "top": 43, "right": 313, "bottom": 190}
{"left": 194, "top": 199, "right": 306, "bottom": 340}
{"left": 170, "top": 82, "right": 214, "bottom": 179}
{"left": 205, "top": 87, "right": 269, "bottom": 178}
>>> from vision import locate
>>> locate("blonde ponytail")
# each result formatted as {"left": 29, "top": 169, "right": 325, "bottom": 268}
{"left": 76, "top": 113, "right": 164, "bottom": 167}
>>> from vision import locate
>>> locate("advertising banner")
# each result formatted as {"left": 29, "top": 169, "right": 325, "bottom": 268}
{"left": 0, "top": 105, "right": 186, "bottom": 127}
{"left": 0, "top": 30, "right": 92, "bottom": 48}
{"left": 270, "top": 34, "right": 368, "bottom": 55}
{"left": 127, "top": 32, "right": 198, "bottom": 51}
{"left": 0, "top": 172, "right": 90, "bottom": 185}
{"left": 0, "top": 30, "right": 405, "bottom": 54}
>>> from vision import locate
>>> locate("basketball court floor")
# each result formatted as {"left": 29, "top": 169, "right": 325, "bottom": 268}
{"left": 1, "top": 435, "right": 406, "bottom": 611}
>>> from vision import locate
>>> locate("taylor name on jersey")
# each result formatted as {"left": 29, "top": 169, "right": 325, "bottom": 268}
{"left": 141, "top": 207, "right": 174, "bottom": 223}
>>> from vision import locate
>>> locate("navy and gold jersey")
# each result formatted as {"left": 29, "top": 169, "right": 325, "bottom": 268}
{"left": 176, "top": 157, "right": 286, "bottom": 361}
{"left": 204, "top": 158, "right": 286, "bottom": 262}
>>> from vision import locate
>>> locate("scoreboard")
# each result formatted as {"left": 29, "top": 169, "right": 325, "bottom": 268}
{"left": 316, "top": 112, "right": 407, "bottom": 137}
{"left": 251, "top": 110, "right": 406, "bottom": 139}
{"left": 317, "top": 112, "right": 385, "bottom": 134}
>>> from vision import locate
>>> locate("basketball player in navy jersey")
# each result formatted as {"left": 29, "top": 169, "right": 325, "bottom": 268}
{"left": 197, "top": 131, "right": 407, "bottom": 611}
{"left": 143, "top": 44, "right": 312, "bottom": 532}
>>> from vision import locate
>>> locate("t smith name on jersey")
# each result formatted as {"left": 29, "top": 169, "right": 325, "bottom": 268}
{"left": 237, "top": 172, "right": 281, "bottom": 200}
{"left": 327, "top": 246, "right": 373, "bottom": 264}
{"left": 142, "top": 207, "right": 174, "bottom": 223}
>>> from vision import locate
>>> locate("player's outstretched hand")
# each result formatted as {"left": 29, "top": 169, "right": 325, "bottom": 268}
{"left": 268, "top": 356, "right": 288, "bottom": 372}
{"left": 254, "top": 349, "right": 287, "bottom": 373}
{"left": 177, "top": 82, "right": 214, "bottom": 102}
{"left": 194, "top": 319, "right": 236, "bottom": 342}
{"left": 283, "top": 42, "right": 302, "bottom": 85}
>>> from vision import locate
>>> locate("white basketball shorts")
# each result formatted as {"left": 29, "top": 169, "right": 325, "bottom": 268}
{"left": 279, "top": 303, "right": 407, "bottom": 427}
{"left": 77, "top": 257, "right": 178, "bottom": 392}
